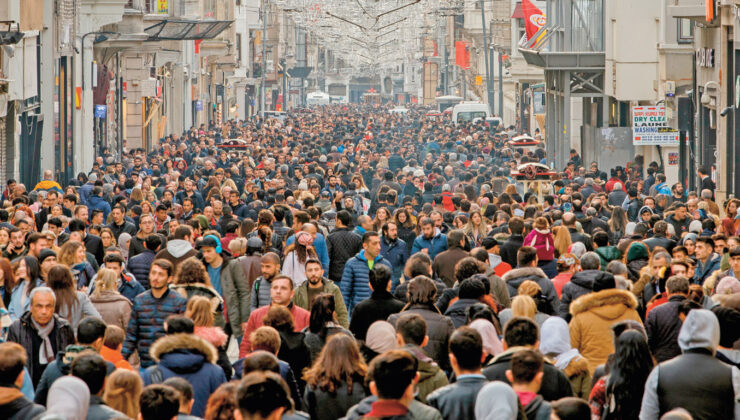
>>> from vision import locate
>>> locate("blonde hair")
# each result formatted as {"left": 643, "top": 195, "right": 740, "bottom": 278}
{"left": 103, "top": 370, "right": 143, "bottom": 418}
{"left": 552, "top": 226, "right": 572, "bottom": 258}
{"left": 511, "top": 295, "right": 537, "bottom": 320}
{"left": 186, "top": 295, "right": 214, "bottom": 327}
{"left": 58, "top": 240, "right": 84, "bottom": 267}
{"left": 93, "top": 268, "right": 119, "bottom": 298}
{"left": 517, "top": 280, "right": 543, "bottom": 297}
{"left": 228, "top": 237, "right": 247, "bottom": 255}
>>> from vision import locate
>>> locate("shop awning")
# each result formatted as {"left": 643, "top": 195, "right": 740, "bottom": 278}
{"left": 144, "top": 20, "right": 233, "bottom": 41}
{"left": 512, "top": 2, "right": 524, "bottom": 19}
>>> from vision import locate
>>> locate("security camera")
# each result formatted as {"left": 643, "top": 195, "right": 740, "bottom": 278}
{"left": 721, "top": 106, "right": 734, "bottom": 117}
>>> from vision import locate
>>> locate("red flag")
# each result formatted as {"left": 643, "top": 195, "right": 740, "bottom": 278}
{"left": 522, "top": 0, "right": 546, "bottom": 41}
{"left": 455, "top": 41, "right": 470, "bottom": 69}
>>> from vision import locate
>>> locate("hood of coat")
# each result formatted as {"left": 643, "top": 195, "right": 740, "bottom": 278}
{"left": 502, "top": 267, "right": 548, "bottom": 285}
{"left": 150, "top": 333, "right": 218, "bottom": 368}
{"left": 569, "top": 270, "right": 613, "bottom": 290}
{"left": 678, "top": 309, "right": 720, "bottom": 354}
{"left": 195, "top": 326, "right": 228, "bottom": 348}
{"left": 569, "top": 288, "right": 637, "bottom": 319}
{"left": 91, "top": 289, "right": 132, "bottom": 305}
{"left": 167, "top": 239, "right": 194, "bottom": 258}
{"left": 171, "top": 283, "right": 224, "bottom": 304}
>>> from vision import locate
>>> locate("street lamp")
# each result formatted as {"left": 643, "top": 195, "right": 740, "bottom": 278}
{"left": 79, "top": 31, "right": 119, "bottom": 91}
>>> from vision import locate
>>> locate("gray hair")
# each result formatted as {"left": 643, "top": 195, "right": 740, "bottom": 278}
{"left": 653, "top": 251, "right": 672, "bottom": 265}
{"left": 580, "top": 252, "right": 601, "bottom": 270}
{"left": 606, "top": 261, "right": 629, "bottom": 276}
{"left": 29, "top": 287, "right": 56, "bottom": 304}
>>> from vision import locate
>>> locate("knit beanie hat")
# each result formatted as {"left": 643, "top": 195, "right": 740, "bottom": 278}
{"left": 626, "top": 242, "right": 649, "bottom": 262}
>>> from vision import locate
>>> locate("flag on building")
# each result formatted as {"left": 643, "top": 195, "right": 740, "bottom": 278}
{"left": 521, "top": 0, "right": 546, "bottom": 41}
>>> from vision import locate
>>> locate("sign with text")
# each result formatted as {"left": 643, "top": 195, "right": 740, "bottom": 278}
{"left": 632, "top": 105, "right": 679, "bottom": 146}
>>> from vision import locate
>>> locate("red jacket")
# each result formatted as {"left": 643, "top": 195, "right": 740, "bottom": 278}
{"left": 524, "top": 229, "right": 555, "bottom": 262}
{"left": 239, "top": 303, "right": 309, "bottom": 357}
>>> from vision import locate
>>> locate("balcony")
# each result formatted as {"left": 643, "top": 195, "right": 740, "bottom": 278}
{"left": 667, "top": 0, "right": 713, "bottom": 23}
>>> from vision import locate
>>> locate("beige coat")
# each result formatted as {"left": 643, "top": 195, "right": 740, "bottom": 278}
{"left": 90, "top": 289, "right": 133, "bottom": 330}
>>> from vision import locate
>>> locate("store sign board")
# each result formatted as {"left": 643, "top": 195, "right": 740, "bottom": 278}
{"left": 632, "top": 105, "right": 679, "bottom": 146}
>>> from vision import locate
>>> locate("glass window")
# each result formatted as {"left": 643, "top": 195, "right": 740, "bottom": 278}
{"left": 678, "top": 19, "right": 694, "bottom": 44}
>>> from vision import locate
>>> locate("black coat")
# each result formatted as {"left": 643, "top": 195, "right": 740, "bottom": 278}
{"left": 303, "top": 375, "right": 368, "bottom": 420}
{"left": 388, "top": 304, "right": 455, "bottom": 371}
{"left": 558, "top": 270, "right": 613, "bottom": 320}
{"left": 0, "top": 391, "right": 45, "bottom": 420}
{"left": 643, "top": 235, "right": 677, "bottom": 254}
{"left": 84, "top": 233, "right": 105, "bottom": 266}
{"left": 444, "top": 298, "right": 479, "bottom": 328}
{"left": 482, "top": 349, "right": 574, "bottom": 402}
{"left": 349, "top": 290, "right": 405, "bottom": 340}
{"left": 326, "top": 228, "right": 363, "bottom": 283}
{"left": 427, "top": 376, "right": 488, "bottom": 420}
{"left": 499, "top": 235, "right": 524, "bottom": 268}
{"left": 568, "top": 228, "right": 593, "bottom": 251}
{"left": 646, "top": 295, "right": 686, "bottom": 363}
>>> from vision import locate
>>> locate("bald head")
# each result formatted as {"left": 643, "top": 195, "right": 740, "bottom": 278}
{"left": 261, "top": 252, "right": 281, "bottom": 265}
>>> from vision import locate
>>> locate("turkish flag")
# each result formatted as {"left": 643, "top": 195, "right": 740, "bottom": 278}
{"left": 455, "top": 41, "right": 470, "bottom": 69}
{"left": 522, "top": 0, "right": 546, "bottom": 41}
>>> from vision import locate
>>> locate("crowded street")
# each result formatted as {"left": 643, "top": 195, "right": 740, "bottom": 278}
{"left": 1, "top": 0, "right": 739, "bottom": 420}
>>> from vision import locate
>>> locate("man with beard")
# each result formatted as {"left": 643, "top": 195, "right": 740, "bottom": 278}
{"left": 380, "top": 221, "right": 409, "bottom": 291}
{"left": 292, "top": 259, "right": 348, "bottom": 328}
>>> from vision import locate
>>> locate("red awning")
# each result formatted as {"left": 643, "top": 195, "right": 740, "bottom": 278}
{"left": 512, "top": 2, "right": 524, "bottom": 19}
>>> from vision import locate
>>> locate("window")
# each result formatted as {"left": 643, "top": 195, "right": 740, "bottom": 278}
{"left": 678, "top": 19, "right": 694, "bottom": 44}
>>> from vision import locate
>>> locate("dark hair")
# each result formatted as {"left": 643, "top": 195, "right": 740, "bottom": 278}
{"left": 165, "top": 315, "right": 195, "bottom": 334}
{"left": 103, "top": 252, "right": 125, "bottom": 266}
{"left": 46, "top": 264, "right": 79, "bottom": 315}
{"left": 337, "top": 210, "right": 353, "bottom": 227}
{"left": 396, "top": 313, "right": 426, "bottom": 346}
{"left": 68, "top": 218, "right": 86, "bottom": 233}
{"left": 0, "top": 342, "right": 27, "bottom": 382}
{"left": 551, "top": 397, "right": 591, "bottom": 420}
{"left": 77, "top": 317, "right": 107, "bottom": 346}
{"left": 236, "top": 372, "right": 293, "bottom": 417}
{"left": 369, "top": 265, "right": 392, "bottom": 291}
{"left": 144, "top": 234, "right": 162, "bottom": 251}
{"left": 454, "top": 257, "right": 487, "bottom": 284}
{"left": 503, "top": 317, "right": 539, "bottom": 347}
{"left": 173, "top": 225, "right": 192, "bottom": 240}
{"left": 404, "top": 253, "right": 432, "bottom": 278}
{"left": 163, "top": 377, "right": 194, "bottom": 405}
{"left": 508, "top": 217, "right": 524, "bottom": 235}
{"left": 241, "top": 351, "right": 281, "bottom": 375}
{"left": 517, "top": 246, "right": 538, "bottom": 267}
{"left": 696, "top": 236, "right": 714, "bottom": 249}
{"left": 139, "top": 385, "right": 180, "bottom": 420}
{"left": 366, "top": 350, "right": 418, "bottom": 399}
{"left": 466, "top": 303, "right": 496, "bottom": 325}
{"left": 70, "top": 353, "right": 108, "bottom": 395}
{"left": 605, "top": 330, "right": 654, "bottom": 419}
{"left": 151, "top": 259, "right": 174, "bottom": 277}
{"left": 406, "top": 275, "right": 437, "bottom": 305}
{"left": 510, "top": 349, "right": 543, "bottom": 384}
{"left": 593, "top": 231, "right": 609, "bottom": 248}
{"left": 308, "top": 293, "right": 336, "bottom": 336}
{"left": 449, "top": 327, "right": 483, "bottom": 371}
{"left": 362, "top": 231, "right": 379, "bottom": 244}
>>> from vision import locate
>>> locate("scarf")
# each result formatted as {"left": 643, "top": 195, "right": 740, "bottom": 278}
{"left": 32, "top": 316, "right": 56, "bottom": 364}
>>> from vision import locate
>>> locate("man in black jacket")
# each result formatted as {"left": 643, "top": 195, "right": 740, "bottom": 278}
{"left": 69, "top": 218, "right": 105, "bottom": 265}
{"left": 0, "top": 342, "right": 45, "bottom": 419}
{"left": 499, "top": 216, "right": 524, "bottom": 268}
{"left": 643, "top": 221, "right": 676, "bottom": 254}
{"left": 326, "top": 210, "right": 362, "bottom": 283}
{"left": 645, "top": 276, "right": 689, "bottom": 363}
{"left": 349, "top": 264, "right": 404, "bottom": 340}
{"left": 427, "top": 327, "right": 488, "bottom": 420}
{"left": 483, "top": 317, "right": 573, "bottom": 401}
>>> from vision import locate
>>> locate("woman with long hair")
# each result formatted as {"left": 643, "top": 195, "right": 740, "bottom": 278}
{"left": 608, "top": 207, "right": 629, "bottom": 245}
{"left": 394, "top": 208, "right": 417, "bottom": 254}
{"left": 591, "top": 330, "right": 654, "bottom": 419}
{"left": 128, "top": 187, "right": 144, "bottom": 209}
{"left": 103, "top": 369, "right": 143, "bottom": 419}
{"left": 0, "top": 257, "right": 14, "bottom": 309}
{"left": 90, "top": 267, "right": 132, "bottom": 330}
{"left": 303, "top": 334, "right": 368, "bottom": 420}
{"left": 552, "top": 226, "right": 572, "bottom": 259}
{"left": 721, "top": 198, "right": 740, "bottom": 235}
{"left": 373, "top": 207, "right": 391, "bottom": 232}
{"left": 58, "top": 240, "right": 96, "bottom": 289}
{"left": 204, "top": 382, "right": 239, "bottom": 420}
{"left": 128, "top": 214, "right": 157, "bottom": 259}
{"left": 351, "top": 174, "right": 370, "bottom": 199}
{"left": 281, "top": 231, "right": 318, "bottom": 287}
{"left": 258, "top": 226, "right": 280, "bottom": 255}
{"left": 7, "top": 256, "right": 42, "bottom": 320}
{"left": 303, "top": 293, "right": 352, "bottom": 362}
{"left": 100, "top": 227, "right": 116, "bottom": 249}
{"left": 46, "top": 264, "right": 100, "bottom": 332}
{"left": 0, "top": 227, "right": 9, "bottom": 253}
{"left": 173, "top": 257, "right": 225, "bottom": 327}
{"left": 498, "top": 282, "right": 551, "bottom": 328}
{"left": 186, "top": 296, "right": 232, "bottom": 379}
{"left": 464, "top": 210, "right": 488, "bottom": 247}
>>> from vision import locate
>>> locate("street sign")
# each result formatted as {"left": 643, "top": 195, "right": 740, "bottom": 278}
{"left": 94, "top": 105, "right": 107, "bottom": 118}
{"left": 632, "top": 105, "right": 679, "bottom": 146}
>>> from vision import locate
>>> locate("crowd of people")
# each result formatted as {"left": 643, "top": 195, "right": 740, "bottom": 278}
{"left": 0, "top": 104, "right": 738, "bottom": 420}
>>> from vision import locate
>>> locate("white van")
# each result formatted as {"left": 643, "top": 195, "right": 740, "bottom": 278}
{"left": 306, "top": 91, "right": 330, "bottom": 106}
{"left": 452, "top": 102, "right": 491, "bottom": 125}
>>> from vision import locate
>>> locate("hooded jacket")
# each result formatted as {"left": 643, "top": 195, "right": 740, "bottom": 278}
{"left": 594, "top": 246, "right": 621, "bottom": 270}
{"left": 569, "top": 289, "right": 642, "bottom": 373}
{"left": 142, "top": 333, "right": 227, "bottom": 418}
{"left": 155, "top": 239, "right": 198, "bottom": 268}
{"left": 640, "top": 309, "right": 740, "bottom": 420}
{"left": 694, "top": 253, "right": 721, "bottom": 285}
{"left": 344, "top": 395, "right": 443, "bottom": 420}
{"left": 401, "top": 344, "right": 448, "bottom": 403}
{"left": 340, "top": 250, "right": 392, "bottom": 312}
{"left": 524, "top": 228, "right": 555, "bottom": 262}
{"left": 558, "top": 270, "right": 614, "bottom": 320}
{"left": 171, "top": 282, "right": 225, "bottom": 328}
{"left": 474, "top": 382, "right": 522, "bottom": 420}
{"left": 502, "top": 267, "right": 560, "bottom": 315}
{"left": 293, "top": 277, "right": 348, "bottom": 328}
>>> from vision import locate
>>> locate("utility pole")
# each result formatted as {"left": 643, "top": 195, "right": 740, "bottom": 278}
{"left": 479, "top": 0, "right": 494, "bottom": 111}
{"left": 260, "top": 0, "right": 267, "bottom": 113}
{"left": 498, "top": 49, "right": 503, "bottom": 121}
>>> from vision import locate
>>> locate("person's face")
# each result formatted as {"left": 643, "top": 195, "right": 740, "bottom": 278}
{"left": 270, "top": 278, "right": 294, "bottom": 306}
{"left": 204, "top": 207, "right": 214, "bottom": 219}
{"left": 156, "top": 209, "right": 167, "bottom": 221}
{"left": 31, "top": 292, "right": 55, "bottom": 326}
{"left": 641, "top": 212, "right": 651, "bottom": 222}
{"left": 730, "top": 254, "right": 740, "bottom": 274}
{"left": 695, "top": 241, "right": 712, "bottom": 260}
{"left": 149, "top": 264, "right": 170, "bottom": 290}
{"left": 183, "top": 200, "right": 193, "bottom": 212}
{"left": 344, "top": 198, "right": 354, "bottom": 209}
{"left": 213, "top": 202, "right": 223, "bottom": 215}
{"left": 141, "top": 217, "right": 155, "bottom": 233}
{"left": 651, "top": 257, "right": 668, "bottom": 275}
{"left": 111, "top": 208, "right": 123, "bottom": 223}
{"left": 387, "top": 223, "right": 398, "bottom": 240}
{"left": 0, "top": 230, "right": 8, "bottom": 245}
{"left": 202, "top": 247, "right": 218, "bottom": 264}
{"left": 685, "top": 240, "right": 696, "bottom": 255}
{"left": 261, "top": 260, "right": 279, "bottom": 279}
{"left": 305, "top": 263, "right": 324, "bottom": 285}
{"left": 15, "top": 260, "right": 27, "bottom": 279}
{"left": 715, "top": 240, "right": 727, "bottom": 254}
{"left": 30, "top": 238, "right": 48, "bottom": 256}
{"left": 671, "top": 264, "right": 687, "bottom": 277}
{"left": 472, "top": 212, "right": 482, "bottom": 225}
{"left": 422, "top": 223, "right": 434, "bottom": 238}
{"left": 10, "top": 231, "right": 24, "bottom": 248}
{"left": 76, "top": 246, "right": 87, "bottom": 264}
{"left": 364, "top": 235, "right": 381, "bottom": 258}
{"left": 19, "top": 222, "right": 31, "bottom": 235}
{"left": 675, "top": 206, "right": 686, "bottom": 220}
{"left": 397, "top": 212, "right": 407, "bottom": 223}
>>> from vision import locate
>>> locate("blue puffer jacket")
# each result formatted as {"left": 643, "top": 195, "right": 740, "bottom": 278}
{"left": 142, "top": 333, "right": 226, "bottom": 417}
{"left": 694, "top": 253, "right": 721, "bottom": 284}
{"left": 411, "top": 232, "right": 448, "bottom": 260}
{"left": 127, "top": 250, "right": 156, "bottom": 289}
{"left": 122, "top": 289, "right": 187, "bottom": 368}
{"left": 87, "top": 195, "right": 111, "bottom": 222}
{"left": 340, "top": 251, "right": 392, "bottom": 312}
{"left": 118, "top": 273, "right": 146, "bottom": 303}
{"left": 380, "top": 236, "right": 409, "bottom": 291}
